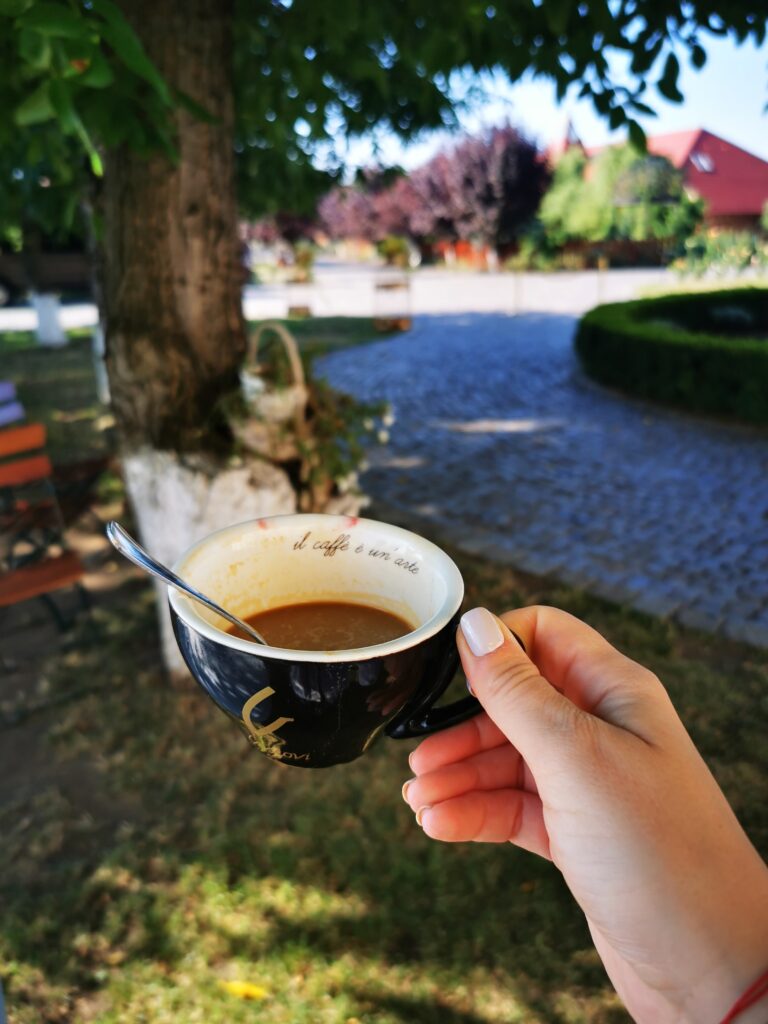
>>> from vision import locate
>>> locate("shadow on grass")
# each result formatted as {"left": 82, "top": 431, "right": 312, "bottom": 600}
{"left": 1, "top": 542, "right": 766, "bottom": 1022}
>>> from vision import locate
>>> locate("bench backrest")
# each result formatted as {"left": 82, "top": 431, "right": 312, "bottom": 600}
{"left": 0, "top": 423, "right": 46, "bottom": 459}
{"left": 0, "top": 423, "right": 50, "bottom": 488}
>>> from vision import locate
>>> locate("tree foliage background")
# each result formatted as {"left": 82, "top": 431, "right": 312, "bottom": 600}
{"left": 318, "top": 126, "right": 549, "bottom": 249}
{"left": 539, "top": 145, "right": 704, "bottom": 246}
{"left": 2, "top": 0, "right": 766, "bottom": 244}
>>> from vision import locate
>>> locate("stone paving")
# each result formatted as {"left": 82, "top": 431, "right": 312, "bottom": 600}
{"left": 320, "top": 312, "right": 768, "bottom": 647}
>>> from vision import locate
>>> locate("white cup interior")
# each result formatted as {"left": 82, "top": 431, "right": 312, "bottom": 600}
{"left": 169, "top": 514, "right": 464, "bottom": 662}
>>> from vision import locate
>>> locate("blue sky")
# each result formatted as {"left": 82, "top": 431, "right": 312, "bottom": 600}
{"left": 340, "top": 34, "right": 768, "bottom": 171}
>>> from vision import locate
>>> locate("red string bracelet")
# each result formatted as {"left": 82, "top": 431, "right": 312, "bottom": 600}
{"left": 719, "top": 967, "right": 768, "bottom": 1024}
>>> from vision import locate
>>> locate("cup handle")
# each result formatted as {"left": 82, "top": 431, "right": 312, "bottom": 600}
{"left": 385, "top": 627, "right": 525, "bottom": 740}
{"left": 386, "top": 692, "right": 480, "bottom": 739}
{"left": 385, "top": 642, "right": 480, "bottom": 740}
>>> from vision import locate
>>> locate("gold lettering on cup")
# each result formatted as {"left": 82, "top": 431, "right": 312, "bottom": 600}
{"left": 241, "top": 687, "right": 295, "bottom": 759}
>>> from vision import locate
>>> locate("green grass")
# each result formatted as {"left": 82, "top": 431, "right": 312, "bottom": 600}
{"left": 250, "top": 316, "right": 395, "bottom": 364}
{"left": 1, "top": 553, "right": 766, "bottom": 1024}
{"left": 0, "top": 317, "right": 388, "bottom": 464}
{"left": 1, "top": 318, "right": 766, "bottom": 1023}
{"left": 0, "top": 328, "right": 111, "bottom": 464}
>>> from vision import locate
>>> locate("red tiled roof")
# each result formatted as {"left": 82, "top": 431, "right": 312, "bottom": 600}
{"left": 645, "top": 129, "right": 702, "bottom": 167}
{"left": 582, "top": 128, "right": 768, "bottom": 217}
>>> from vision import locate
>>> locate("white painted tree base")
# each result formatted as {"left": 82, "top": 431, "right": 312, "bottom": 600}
{"left": 123, "top": 448, "right": 297, "bottom": 674}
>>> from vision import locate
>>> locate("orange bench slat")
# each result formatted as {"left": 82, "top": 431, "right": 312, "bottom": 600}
{"left": 0, "top": 423, "right": 46, "bottom": 459}
{"left": 0, "top": 454, "right": 52, "bottom": 488}
{"left": 0, "top": 551, "right": 84, "bottom": 606}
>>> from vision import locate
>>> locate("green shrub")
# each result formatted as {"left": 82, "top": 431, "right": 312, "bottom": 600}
{"left": 376, "top": 234, "right": 411, "bottom": 267}
{"left": 673, "top": 231, "right": 768, "bottom": 276}
{"left": 574, "top": 288, "right": 768, "bottom": 424}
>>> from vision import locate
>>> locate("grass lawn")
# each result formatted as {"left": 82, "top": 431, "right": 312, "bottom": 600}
{"left": 0, "top": 328, "right": 110, "bottom": 464}
{"left": 1, "top": 323, "right": 766, "bottom": 1023}
{"left": 0, "top": 317, "right": 390, "bottom": 463}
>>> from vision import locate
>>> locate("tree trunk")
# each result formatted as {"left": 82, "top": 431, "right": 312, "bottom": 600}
{"left": 102, "top": 0, "right": 245, "bottom": 452}
{"left": 100, "top": 0, "right": 298, "bottom": 675}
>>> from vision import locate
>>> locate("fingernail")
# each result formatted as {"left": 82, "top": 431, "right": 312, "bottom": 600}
{"left": 460, "top": 608, "right": 504, "bottom": 657}
{"left": 408, "top": 751, "right": 416, "bottom": 771}
{"left": 402, "top": 779, "right": 413, "bottom": 802}
{"left": 416, "top": 805, "right": 432, "bottom": 827}
{"left": 466, "top": 678, "right": 475, "bottom": 696}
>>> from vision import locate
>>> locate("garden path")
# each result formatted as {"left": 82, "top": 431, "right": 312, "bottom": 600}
{"left": 321, "top": 312, "right": 768, "bottom": 646}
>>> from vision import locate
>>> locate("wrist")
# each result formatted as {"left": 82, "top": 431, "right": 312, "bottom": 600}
{"left": 716, "top": 967, "right": 768, "bottom": 1024}
{"left": 668, "top": 825, "right": 768, "bottom": 1024}
{"left": 680, "top": 922, "right": 768, "bottom": 1023}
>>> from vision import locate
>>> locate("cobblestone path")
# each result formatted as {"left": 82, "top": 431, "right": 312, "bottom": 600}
{"left": 320, "top": 313, "right": 768, "bottom": 647}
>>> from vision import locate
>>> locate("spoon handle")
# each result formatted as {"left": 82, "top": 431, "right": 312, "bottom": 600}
{"left": 106, "top": 521, "right": 267, "bottom": 645}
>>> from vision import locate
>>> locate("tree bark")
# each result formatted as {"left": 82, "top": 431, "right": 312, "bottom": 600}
{"left": 102, "top": 0, "right": 245, "bottom": 451}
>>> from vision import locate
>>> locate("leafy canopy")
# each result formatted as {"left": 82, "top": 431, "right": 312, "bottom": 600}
{"left": 0, "top": 0, "right": 766, "bottom": 230}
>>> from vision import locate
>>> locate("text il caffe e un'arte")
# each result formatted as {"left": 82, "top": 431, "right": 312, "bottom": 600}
{"left": 292, "top": 531, "right": 419, "bottom": 574}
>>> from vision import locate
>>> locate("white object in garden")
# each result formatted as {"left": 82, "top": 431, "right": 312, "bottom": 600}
{"left": 123, "top": 448, "right": 297, "bottom": 674}
{"left": 31, "top": 292, "right": 67, "bottom": 346}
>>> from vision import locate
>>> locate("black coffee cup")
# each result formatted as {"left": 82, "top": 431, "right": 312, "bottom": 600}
{"left": 168, "top": 514, "right": 480, "bottom": 767}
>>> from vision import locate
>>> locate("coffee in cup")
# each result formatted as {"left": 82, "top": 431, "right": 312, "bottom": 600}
{"left": 168, "top": 514, "right": 479, "bottom": 768}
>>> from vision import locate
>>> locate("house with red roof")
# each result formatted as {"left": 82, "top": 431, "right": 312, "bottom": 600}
{"left": 552, "top": 126, "right": 768, "bottom": 230}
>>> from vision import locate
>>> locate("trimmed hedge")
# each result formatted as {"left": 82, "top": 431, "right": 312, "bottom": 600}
{"left": 574, "top": 288, "right": 768, "bottom": 424}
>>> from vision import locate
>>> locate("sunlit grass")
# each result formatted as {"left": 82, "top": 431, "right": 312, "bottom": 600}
{"left": 1, "top": 547, "right": 766, "bottom": 1022}
{"left": 1, "top": 318, "right": 765, "bottom": 1023}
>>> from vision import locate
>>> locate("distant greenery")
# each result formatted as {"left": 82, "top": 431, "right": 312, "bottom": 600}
{"left": 575, "top": 288, "right": 768, "bottom": 424}
{"left": 673, "top": 230, "right": 768, "bottom": 276}
{"left": 539, "top": 146, "right": 703, "bottom": 249}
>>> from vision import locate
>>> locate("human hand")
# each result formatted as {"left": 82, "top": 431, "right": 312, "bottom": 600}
{"left": 402, "top": 606, "right": 768, "bottom": 1024}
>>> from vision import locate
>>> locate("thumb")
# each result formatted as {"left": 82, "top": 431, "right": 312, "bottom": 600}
{"left": 459, "top": 607, "right": 583, "bottom": 768}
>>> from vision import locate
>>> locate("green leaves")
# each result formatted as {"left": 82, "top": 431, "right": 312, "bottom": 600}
{"left": 90, "top": 0, "right": 171, "bottom": 105}
{"left": 14, "top": 79, "right": 53, "bottom": 124}
{"left": 627, "top": 120, "right": 647, "bottom": 151}
{"left": 18, "top": 27, "right": 51, "bottom": 67}
{"left": 0, "top": 0, "right": 33, "bottom": 15}
{"left": 78, "top": 52, "right": 114, "bottom": 89}
{"left": 19, "top": 2, "right": 88, "bottom": 38}
{"left": 657, "top": 52, "right": 684, "bottom": 103}
{"left": 49, "top": 76, "right": 103, "bottom": 174}
{"left": 5, "top": 0, "right": 174, "bottom": 181}
{"left": 690, "top": 43, "right": 706, "bottom": 69}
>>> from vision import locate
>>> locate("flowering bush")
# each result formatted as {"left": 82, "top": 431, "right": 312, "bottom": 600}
{"left": 672, "top": 231, "right": 768, "bottom": 277}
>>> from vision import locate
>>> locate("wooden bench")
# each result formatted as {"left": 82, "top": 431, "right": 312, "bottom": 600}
{"left": 0, "top": 550, "right": 83, "bottom": 607}
{"left": 0, "top": 422, "right": 86, "bottom": 626}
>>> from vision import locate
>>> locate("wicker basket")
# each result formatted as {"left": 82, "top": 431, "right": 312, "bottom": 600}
{"left": 231, "top": 321, "right": 308, "bottom": 461}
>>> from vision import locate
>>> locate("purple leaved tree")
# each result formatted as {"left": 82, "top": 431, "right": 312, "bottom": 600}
{"left": 439, "top": 126, "right": 549, "bottom": 252}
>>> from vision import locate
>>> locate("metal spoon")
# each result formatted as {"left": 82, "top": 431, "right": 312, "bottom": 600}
{"left": 106, "top": 521, "right": 268, "bottom": 645}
